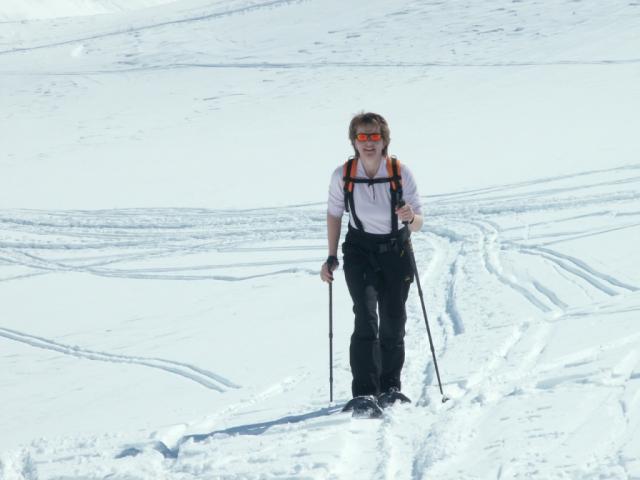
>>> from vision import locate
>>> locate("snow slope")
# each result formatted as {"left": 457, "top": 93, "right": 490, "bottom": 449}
{"left": 1, "top": 0, "right": 639, "bottom": 209}
{"left": 0, "top": 0, "right": 180, "bottom": 22}
{"left": 1, "top": 1, "right": 640, "bottom": 479}
{"left": 1, "top": 165, "right": 639, "bottom": 479}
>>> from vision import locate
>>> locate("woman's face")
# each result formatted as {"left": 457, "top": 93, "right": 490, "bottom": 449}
{"left": 354, "top": 123, "right": 385, "bottom": 161}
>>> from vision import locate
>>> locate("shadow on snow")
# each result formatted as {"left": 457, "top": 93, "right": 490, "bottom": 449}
{"left": 116, "top": 405, "right": 342, "bottom": 460}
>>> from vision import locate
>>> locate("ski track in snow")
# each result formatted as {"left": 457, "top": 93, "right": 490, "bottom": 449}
{"left": 3, "top": 0, "right": 640, "bottom": 79}
{"left": 0, "top": 206, "right": 327, "bottom": 283}
{"left": 2, "top": 164, "right": 640, "bottom": 478}
{"left": 0, "top": 326, "right": 239, "bottom": 392}
{"left": 321, "top": 165, "right": 640, "bottom": 480}
{"left": 0, "top": 0, "right": 309, "bottom": 57}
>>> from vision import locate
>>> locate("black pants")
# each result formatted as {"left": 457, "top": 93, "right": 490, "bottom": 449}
{"left": 342, "top": 227, "right": 414, "bottom": 397}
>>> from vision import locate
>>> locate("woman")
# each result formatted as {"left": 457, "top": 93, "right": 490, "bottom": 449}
{"left": 320, "top": 112, "right": 423, "bottom": 416}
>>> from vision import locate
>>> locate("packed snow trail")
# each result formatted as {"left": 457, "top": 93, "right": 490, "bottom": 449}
{"left": 3, "top": 165, "right": 638, "bottom": 478}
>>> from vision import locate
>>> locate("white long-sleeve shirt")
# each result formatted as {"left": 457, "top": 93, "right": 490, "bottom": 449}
{"left": 327, "top": 158, "right": 422, "bottom": 234}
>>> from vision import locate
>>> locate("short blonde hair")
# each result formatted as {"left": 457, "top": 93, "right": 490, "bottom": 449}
{"left": 348, "top": 112, "right": 391, "bottom": 157}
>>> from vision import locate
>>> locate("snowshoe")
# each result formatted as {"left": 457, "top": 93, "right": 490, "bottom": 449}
{"left": 342, "top": 395, "right": 384, "bottom": 419}
{"left": 378, "top": 387, "right": 411, "bottom": 409}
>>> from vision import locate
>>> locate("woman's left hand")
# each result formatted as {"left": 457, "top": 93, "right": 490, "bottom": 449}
{"left": 395, "top": 203, "right": 415, "bottom": 224}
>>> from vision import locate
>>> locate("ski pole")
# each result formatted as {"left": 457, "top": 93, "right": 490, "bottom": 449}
{"left": 399, "top": 201, "right": 449, "bottom": 403}
{"left": 329, "top": 282, "right": 334, "bottom": 403}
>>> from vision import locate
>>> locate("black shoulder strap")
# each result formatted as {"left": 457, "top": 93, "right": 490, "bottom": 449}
{"left": 342, "top": 156, "right": 404, "bottom": 234}
{"left": 343, "top": 157, "right": 365, "bottom": 231}
{"left": 389, "top": 155, "right": 403, "bottom": 193}
{"left": 388, "top": 156, "right": 403, "bottom": 234}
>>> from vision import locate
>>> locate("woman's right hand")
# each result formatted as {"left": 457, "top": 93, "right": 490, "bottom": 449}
{"left": 321, "top": 256, "right": 339, "bottom": 283}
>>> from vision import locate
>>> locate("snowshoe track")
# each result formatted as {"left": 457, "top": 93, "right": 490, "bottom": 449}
{"left": 2, "top": 164, "right": 640, "bottom": 478}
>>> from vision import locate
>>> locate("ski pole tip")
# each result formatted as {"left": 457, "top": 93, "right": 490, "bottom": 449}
{"left": 442, "top": 395, "right": 450, "bottom": 404}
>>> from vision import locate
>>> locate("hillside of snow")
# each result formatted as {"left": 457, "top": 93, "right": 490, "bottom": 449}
{"left": 1, "top": 1, "right": 639, "bottom": 479}
{"left": 0, "top": 0, "right": 180, "bottom": 21}
{"left": 2, "top": 0, "right": 639, "bottom": 209}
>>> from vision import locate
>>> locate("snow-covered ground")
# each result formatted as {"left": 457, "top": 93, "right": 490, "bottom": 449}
{"left": 2, "top": 0, "right": 639, "bottom": 209}
{"left": 0, "top": 0, "right": 181, "bottom": 22}
{"left": 1, "top": 1, "right": 639, "bottom": 479}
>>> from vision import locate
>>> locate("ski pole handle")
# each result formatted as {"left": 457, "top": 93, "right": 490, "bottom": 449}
{"left": 397, "top": 199, "right": 410, "bottom": 226}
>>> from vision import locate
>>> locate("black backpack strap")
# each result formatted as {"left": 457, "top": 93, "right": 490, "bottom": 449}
{"left": 343, "top": 157, "right": 365, "bottom": 231}
{"left": 389, "top": 156, "right": 403, "bottom": 193}
{"left": 342, "top": 158, "right": 353, "bottom": 213}
{"left": 387, "top": 156, "right": 403, "bottom": 234}
{"left": 350, "top": 177, "right": 392, "bottom": 185}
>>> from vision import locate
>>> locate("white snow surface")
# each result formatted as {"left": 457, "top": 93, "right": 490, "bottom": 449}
{"left": 1, "top": 1, "right": 640, "bottom": 479}
{"left": 0, "top": 0, "right": 180, "bottom": 22}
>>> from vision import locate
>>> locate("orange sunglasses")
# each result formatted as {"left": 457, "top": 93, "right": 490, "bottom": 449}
{"left": 355, "top": 133, "right": 382, "bottom": 142}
